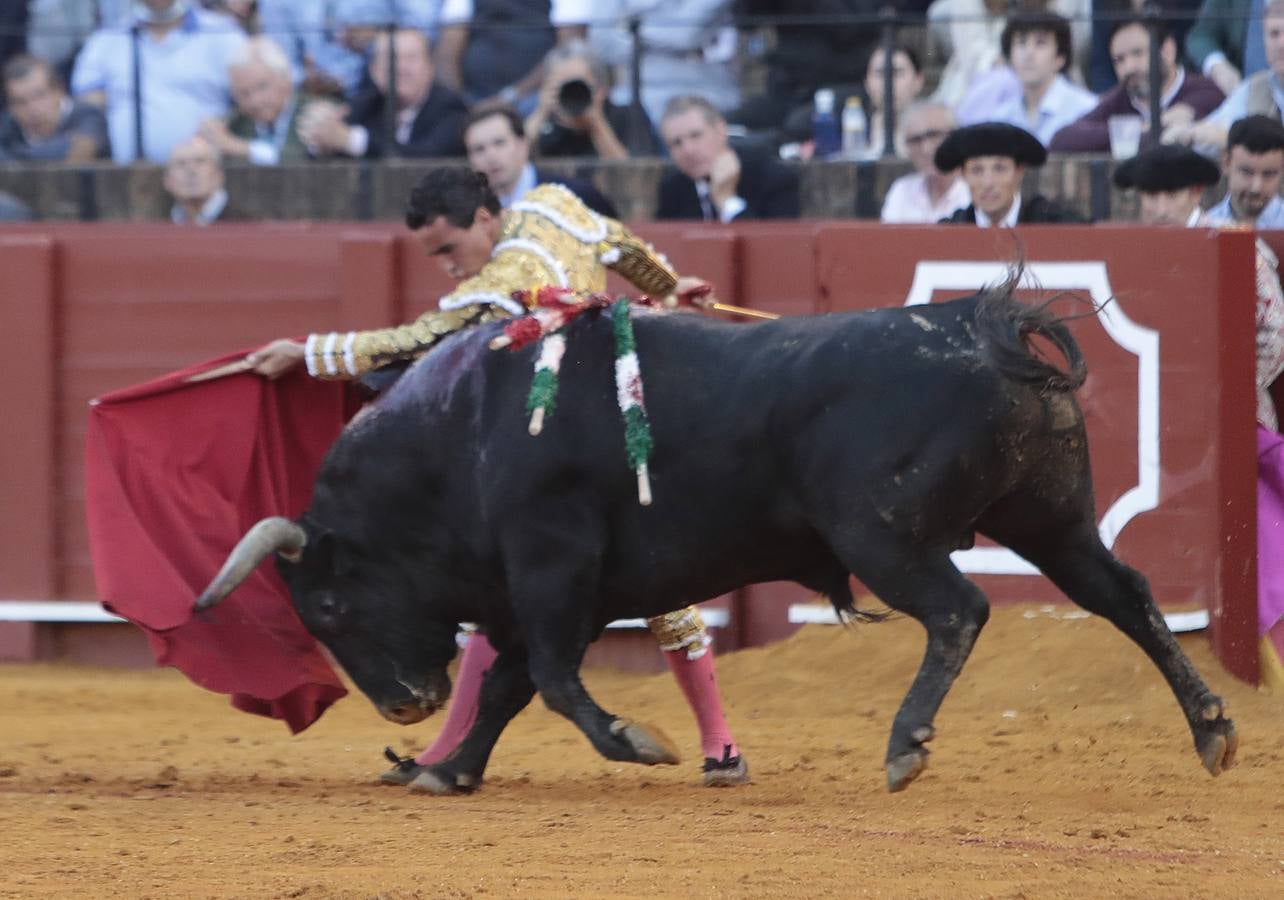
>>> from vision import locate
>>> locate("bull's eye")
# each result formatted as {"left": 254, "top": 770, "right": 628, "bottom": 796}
{"left": 316, "top": 594, "right": 340, "bottom": 619}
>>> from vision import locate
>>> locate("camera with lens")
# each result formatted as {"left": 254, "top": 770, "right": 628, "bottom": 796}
{"left": 556, "top": 78, "right": 593, "bottom": 116}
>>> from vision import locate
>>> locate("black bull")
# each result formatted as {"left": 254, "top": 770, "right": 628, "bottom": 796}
{"left": 197, "top": 283, "right": 1238, "bottom": 793}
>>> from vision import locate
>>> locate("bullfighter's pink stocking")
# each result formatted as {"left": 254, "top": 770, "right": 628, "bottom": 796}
{"left": 664, "top": 645, "right": 739, "bottom": 762}
{"left": 415, "top": 632, "right": 499, "bottom": 765}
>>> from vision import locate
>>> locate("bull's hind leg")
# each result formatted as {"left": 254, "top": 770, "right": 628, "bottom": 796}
{"left": 408, "top": 645, "right": 537, "bottom": 795}
{"left": 1008, "top": 526, "right": 1238, "bottom": 777}
{"left": 835, "top": 541, "right": 992, "bottom": 792}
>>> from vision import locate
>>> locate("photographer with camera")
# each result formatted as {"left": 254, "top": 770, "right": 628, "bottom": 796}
{"left": 524, "top": 40, "right": 658, "bottom": 159}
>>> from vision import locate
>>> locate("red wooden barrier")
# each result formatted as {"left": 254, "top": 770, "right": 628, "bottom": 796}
{"left": 0, "top": 222, "right": 1260, "bottom": 683}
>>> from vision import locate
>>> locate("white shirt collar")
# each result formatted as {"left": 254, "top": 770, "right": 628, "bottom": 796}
{"left": 975, "top": 192, "right": 1022, "bottom": 227}
{"left": 1185, "top": 203, "right": 1204, "bottom": 228}
{"left": 498, "top": 162, "right": 539, "bottom": 207}
{"left": 171, "top": 188, "right": 228, "bottom": 226}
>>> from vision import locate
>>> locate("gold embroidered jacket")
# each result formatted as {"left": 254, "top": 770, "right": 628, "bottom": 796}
{"left": 305, "top": 183, "right": 679, "bottom": 379}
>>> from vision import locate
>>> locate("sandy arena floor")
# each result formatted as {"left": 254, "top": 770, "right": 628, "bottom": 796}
{"left": 2, "top": 605, "right": 1282, "bottom": 899}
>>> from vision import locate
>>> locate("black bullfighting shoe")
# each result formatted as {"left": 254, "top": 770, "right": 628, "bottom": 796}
{"left": 702, "top": 745, "right": 750, "bottom": 787}
{"left": 378, "top": 746, "right": 425, "bottom": 786}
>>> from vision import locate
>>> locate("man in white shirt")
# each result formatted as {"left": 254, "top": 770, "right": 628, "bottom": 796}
{"left": 71, "top": 0, "right": 247, "bottom": 163}
{"left": 991, "top": 11, "right": 1097, "bottom": 146}
{"left": 880, "top": 101, "right": 971, "bottom": 223}
{"left": 1204, "top": 114, "right": 1284, "bottom": 229}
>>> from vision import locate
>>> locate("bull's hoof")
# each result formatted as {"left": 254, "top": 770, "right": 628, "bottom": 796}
{"left": 610, "top": 718, "right": 680, "bottom": 765}
{"left": 885, "top": 748, "right": 928, "bottom": 792}
{"left": 406, "top": 768, "right": 480, "bottom": 796}
{"left": 1195, "top": 701, "right": 1238, "bottom": 776}
{"left": 702, "top": 753, "right": 750, "bottom": 787}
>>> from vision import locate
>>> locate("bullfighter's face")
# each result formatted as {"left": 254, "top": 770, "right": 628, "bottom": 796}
{"left": 279, "top": 533, "right": 459, "bottom": 725}
{"left": 413, "top": 208, "right": 500, "bottom": 281}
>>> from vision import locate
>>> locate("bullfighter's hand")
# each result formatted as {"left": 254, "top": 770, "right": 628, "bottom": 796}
{"left": 671, "top": 276, "right": 717, "bottom": 310}
{"left": 709, "top": 148, "right": 742, "bottom": 210}
{"left": 246, "top": 339, "right": 306, "bottom": 379}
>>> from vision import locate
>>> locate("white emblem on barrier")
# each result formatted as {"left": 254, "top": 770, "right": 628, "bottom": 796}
{"left": 903, "top": 261, "right": 1160, "bottom": 575}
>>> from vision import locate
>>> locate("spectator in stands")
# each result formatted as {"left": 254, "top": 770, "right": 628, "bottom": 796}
{"left": 880, "top": 102, "right": 972, "bottom": 223}
{"left": 937, "top": 121, "right": 1085, "bottom": 224}
{"left": 198, "top": 37, "right": 310, "bottom": 165}
{"left": 991, "top": 11, "right": 1097, "bottom": 146}
{"left": 1050, "top": 16, "right": 1225, "bottom": 152}
{"left": 524, "top": 39, "right": 658, "bottom": 160}
{"left": 0, "top": 54, "right": 109, "bottom": 161}
{"left": 463, "top": 102, "right": 619, "bottom": 217}
{"left": 435, "top": 0, "right": 587, "bottom": 112}
{"left": 1204, "top": 114, "right": 1284, "bottom": 227}
{"left": 726, "top": 1, "right": 933, "bottom": 137}
{"left": 928, "top": 0, "right": 1092, "bottom": 111}
{"left": 589, "top": 0, "right": 740, "bottom": 125}
{"left": 257, "top": 0, "right": 443, "bottom": 101}
{"left": 1088, "top": 0, "right": 1202, "bottom": 93}
{"left": 1171, "top": 0, "right": 1284, "bottom": 152}
{"left": 71, "top": 0, "right": 247, "bottom": 163}
{"left": 298, "top": 28, "right": 467, "bottom": 159}
{"left": 163, "top": 135, "right": 250, "bottom": 225}
{"left": 655, "top": 94, "right": 800, "bottom": 221}
{"left": 1186, "top": 0, "right": 1267, "bottom": 96}
{"left": 861, "top": 44, "right": 926, "bottom": 160}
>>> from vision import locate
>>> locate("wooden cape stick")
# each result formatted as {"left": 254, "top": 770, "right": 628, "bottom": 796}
{"left": 183, "top": 358, "right": 255, "bottom": 383}
{"left": 709, "top": 302, "right": 780, "bottom": 321}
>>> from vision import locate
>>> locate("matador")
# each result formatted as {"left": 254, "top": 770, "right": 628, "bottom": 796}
{"left": 247, "top": 168, "right": 747, "bottom": 786}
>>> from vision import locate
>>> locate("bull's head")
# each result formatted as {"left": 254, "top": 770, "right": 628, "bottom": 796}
{"left": 194, "top": 516, "right": 460, "bottom": 725}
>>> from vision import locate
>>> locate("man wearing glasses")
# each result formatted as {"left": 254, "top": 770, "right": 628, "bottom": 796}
{"left": 879, "top": 101, "right": 971, "bottom": 223}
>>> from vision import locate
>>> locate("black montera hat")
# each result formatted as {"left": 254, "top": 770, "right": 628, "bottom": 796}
{"left": 933, "top": 122, "right": 1048, "bottom": 171}
{"left": 1112, "top": 144, "right": 1221, "bottom": 192}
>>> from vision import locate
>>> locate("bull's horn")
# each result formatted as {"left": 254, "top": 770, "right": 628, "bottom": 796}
{"left": 193, "top": 517, "right": 307, "bottom": 611}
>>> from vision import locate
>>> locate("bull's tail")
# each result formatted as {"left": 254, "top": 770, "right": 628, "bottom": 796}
{"left": 974, "top": 269, "right": 1088, "bottom": 393}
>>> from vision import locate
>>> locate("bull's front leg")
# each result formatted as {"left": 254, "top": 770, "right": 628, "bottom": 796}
{"left": 511, "top": 569, "right": 679, "bottom": 767}
{"left": 407, "top": 644, "right": 536, "bottom": 795}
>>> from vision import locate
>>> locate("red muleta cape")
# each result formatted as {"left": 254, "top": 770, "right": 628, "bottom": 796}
{"left": 85, "top": 351, "right": 363, "bottom": 732}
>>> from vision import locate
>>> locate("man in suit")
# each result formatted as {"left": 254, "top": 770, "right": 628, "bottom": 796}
{"left": 463, "top": 101, "right": 619, "bottom": 218}
{"left": 300, "top": 28, "right": 468, "bottom": 159}
{"left": 936, "top": 122, "right": 1085, "bottom": 224}
{"left": 655, "top": 94, "right": 799, "bottom": 222}
{"left": 164, "top": 135, "right": 252, "bottom": 226}
{"left": 199, "top": 36, "right": 311, "bottom": 165}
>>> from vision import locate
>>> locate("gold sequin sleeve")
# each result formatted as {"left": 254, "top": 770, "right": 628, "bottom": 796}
{"left": 601, "top": 220, "right": 679, "bottom": 297}
{"left": 303, "top": 240, "right": 565, "bottom": 380}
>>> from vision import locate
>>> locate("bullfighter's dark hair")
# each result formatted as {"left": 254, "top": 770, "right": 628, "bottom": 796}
{"left": 1001, "top": 12, "right": 1074, "bottom": 73}
{"left": 1227, "top": 114, "right": 1284, "bottom": 156}
{"left": 404, "top": 168, "right": 501, "bottom": 231}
